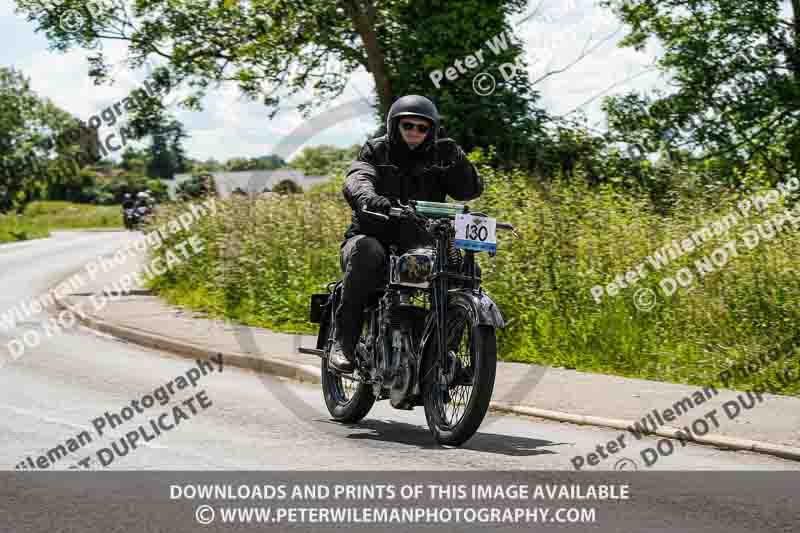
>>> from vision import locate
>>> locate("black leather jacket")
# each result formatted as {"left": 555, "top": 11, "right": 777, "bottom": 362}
{"left": 342, "top": 134, "right": 483, "bottom": 248}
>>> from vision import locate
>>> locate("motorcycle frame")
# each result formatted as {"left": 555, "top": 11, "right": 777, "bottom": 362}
{"left": 317, "top": 218, "right": 505, "bottom": 404}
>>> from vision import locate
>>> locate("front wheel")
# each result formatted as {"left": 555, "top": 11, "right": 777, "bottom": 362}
{"left": 422, "top": 306, "right": 497, "bottom": 446}
{"left": 320, "top": 310, "right": 376, "bottom": 423}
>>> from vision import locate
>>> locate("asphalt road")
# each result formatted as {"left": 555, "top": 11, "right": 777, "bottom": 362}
{"left": 1, "top": 231, "right": 798, "bottom": 472}
{"left": 2, "top": 231, "right": 800, "bottom": 532}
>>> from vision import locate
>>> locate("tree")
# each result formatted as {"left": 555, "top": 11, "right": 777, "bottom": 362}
{"left": 176, "top": 172, "right": 216, "bottom": 199}
{"left": 255, "top": 154, "right": 287, "bottom": 169}
{"left": 189, "top": 157, "right": 224, "bottom": 172}
{"left": 146, "top": 126, "right": 176, "bottom": 180}
{"left": 145, "top": 118, "right": 189, "bottom": 180}
{"left": 272, "top": 178, "right": 302, "bottom": 194}
{"left": 224, "top": 154, "right": 287, "bottom": 171}
{"left": 224, "top": 157, "right": 257, "bottom": 171}
{"left": 601, "top": 0, "right": 800, "bottom": 184}
{"left": 0, "top": 66, "right": 92, "bottom": 211}
{"left": 381, "top": 0, "right": 547, "bottom": 166}
{"left": 288, "top": 144, "right": 359, "bottom": 175}
{"left": 120, "top": 146, "right": 148, "bottom": 174}
{"left": 17, "top": 0, "right": 547, "bottom": 168}
{"left": 146, "top": 178, "right": 169, "bottom": 201}
{"left": 167, "top": 119, "right": 190, "bottom": 174}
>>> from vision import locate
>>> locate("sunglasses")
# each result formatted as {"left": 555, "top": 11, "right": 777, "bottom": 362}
{"left": 400, "top": 121, "right": 430, "bottom": 133}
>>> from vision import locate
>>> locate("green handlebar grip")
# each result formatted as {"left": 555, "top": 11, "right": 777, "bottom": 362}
{"left": 412, "top": 200, "right": 465, "bottom": 218}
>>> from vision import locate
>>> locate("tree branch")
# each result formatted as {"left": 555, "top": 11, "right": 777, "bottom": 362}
{"left": 340, "top": 0, "right": 393, "bottom": 115}
{"left": 792, "top": 0, "right": 800, "bottom": 81}
{"left": 531, "top": 24, "right": 624, "bottom": 86}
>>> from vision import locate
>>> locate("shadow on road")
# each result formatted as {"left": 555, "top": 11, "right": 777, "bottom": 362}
{"left": 329, "top": 418, "right": 563, "bottom": 457}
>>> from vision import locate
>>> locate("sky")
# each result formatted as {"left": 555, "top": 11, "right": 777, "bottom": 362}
{"left": 1, "top": 0, "right": 665, "bottom": 163}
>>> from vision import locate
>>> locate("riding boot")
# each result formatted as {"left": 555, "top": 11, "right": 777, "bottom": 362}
{"left": 327, "top": 302, "right": 357, "bottom": 373}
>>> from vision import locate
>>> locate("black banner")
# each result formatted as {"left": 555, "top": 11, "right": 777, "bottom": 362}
{"left": 2, "top": 471, "right": 798, "bottom": 532}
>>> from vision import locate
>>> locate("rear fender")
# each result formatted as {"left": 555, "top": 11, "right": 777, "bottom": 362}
{"left": 313, "top": 283, "right": 341, "bottom": 350}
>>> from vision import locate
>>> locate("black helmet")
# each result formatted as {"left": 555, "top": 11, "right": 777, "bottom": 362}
{"left": 386, "top": 95, "right": 440, "bottom": 148}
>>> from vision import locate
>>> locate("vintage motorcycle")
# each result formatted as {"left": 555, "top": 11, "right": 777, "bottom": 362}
{"left": 301, "top": 199, "right": 516, "bottom": 445}
{"left": 123, "top": 205, "right": 151, "bottom": 230}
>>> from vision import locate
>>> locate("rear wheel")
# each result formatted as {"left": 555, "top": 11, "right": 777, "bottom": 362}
{"left": 320, "top": 309, "right": 376, "bottom": 423}
{"left": 422, "top": 305, "right": 496, "bottom": 446}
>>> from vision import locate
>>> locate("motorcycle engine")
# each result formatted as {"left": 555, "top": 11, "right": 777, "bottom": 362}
{"left": 386, "top": 295, "right": 427, "bottom": 409}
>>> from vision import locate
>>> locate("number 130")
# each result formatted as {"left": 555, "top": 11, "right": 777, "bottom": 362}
{"left": 465, "top": 224, "right": 488, "bottom": 241}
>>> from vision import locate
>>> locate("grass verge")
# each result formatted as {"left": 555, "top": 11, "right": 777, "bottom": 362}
{"left": 146, "top": 163, "right": 800, "bottom": 395}
{"left": 0, "top": 201, "right": 123, "bottom": 243}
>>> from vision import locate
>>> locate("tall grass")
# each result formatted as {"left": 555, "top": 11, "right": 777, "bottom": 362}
{"left": 148, "top": 163, "right": 800, "bottom": 395}
{"left": 0, "top": 201, "right": 123, "bottom": 242}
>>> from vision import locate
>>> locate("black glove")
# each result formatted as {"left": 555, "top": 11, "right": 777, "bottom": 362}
{"left": 435, "top": 138, "right": 463, "bottom": 167}
{"left": 362, "top": 194, "right": 392, "bottom": 214}
{"left": 401, "top": 204, "right": 428, "bottom": 230}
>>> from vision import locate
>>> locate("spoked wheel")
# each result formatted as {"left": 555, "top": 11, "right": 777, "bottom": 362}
{"left": 321, "top": 313, "right": 376, "bottom": 423}
{"left": 422, "top": 304, "right": 497, "bottom": 446}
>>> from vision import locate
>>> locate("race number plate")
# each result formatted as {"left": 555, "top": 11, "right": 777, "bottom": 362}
{"left": 454, "top": 214, "right": 497, "bottom": 252}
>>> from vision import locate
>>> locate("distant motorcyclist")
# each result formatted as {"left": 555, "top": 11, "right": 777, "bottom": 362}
{"left": 134, "top": 191, "right": 155, "bottom": 211}
{"left": 329, "top": 95, "right": 483, "bottom": 373}
{"left": 122, "top": 193, "right": 136, "bottom": 229}
{"left": 122, "top": 193, "right": 135, "bottom": 210}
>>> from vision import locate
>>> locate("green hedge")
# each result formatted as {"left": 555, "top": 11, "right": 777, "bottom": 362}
{"left": 147, "top": 160, "right": 800, "bottom": 395}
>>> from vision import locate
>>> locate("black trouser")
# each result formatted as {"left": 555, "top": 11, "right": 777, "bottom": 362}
{"left": 333, "top": 234, "right": 480, "bottom": 354}
{"left": 334, "top": 234, "right": 387, "bottom": 353}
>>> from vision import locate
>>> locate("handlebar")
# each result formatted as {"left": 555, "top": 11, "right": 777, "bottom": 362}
{"left": 360, "top": 203, "right": 518, "bottom": 235}
{"left": 361, "top": 206, "right": 391, "bottom": 221}
{"left": 360, "top": 205, "right": 414, "bottom": 221}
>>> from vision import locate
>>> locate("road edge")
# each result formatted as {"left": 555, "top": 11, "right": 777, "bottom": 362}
{"left": 52, "top": 286, "right": 800, "bottom": 465}
{"left": 53, "top": 293, "right": 321, "bottom": 385}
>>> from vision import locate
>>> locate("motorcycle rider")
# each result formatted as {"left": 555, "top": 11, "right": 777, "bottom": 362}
{"left": 122, "top": 193, "right": 135, "bottom": 228}
{"left": 135, "top": 191, "right": 153, "bottom": 209}
{"left": 122, "top": 193, "right": 134, "bottom": 210}
{"left": 329, "top": 95, "right": 484, "bottom": 373}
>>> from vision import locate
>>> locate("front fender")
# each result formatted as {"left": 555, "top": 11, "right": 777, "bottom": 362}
{"left": 418, "top": 290, "right": 505, "bottom": 357}
{"left": 414, "top": 290, "right": 504, "bottom": 393}
{"left": 449, "top": 290, "right": 506, "bottom": 328}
